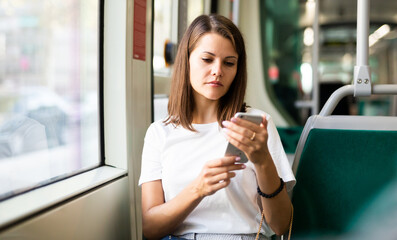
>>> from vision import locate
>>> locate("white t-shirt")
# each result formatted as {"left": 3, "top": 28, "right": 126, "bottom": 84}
{"left": 139, "top": 108, "right": 295, "bottom": 237}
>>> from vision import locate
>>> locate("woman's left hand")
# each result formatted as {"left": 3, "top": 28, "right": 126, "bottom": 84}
{"left": 222, "top": 115, "right": 270, "bottom": 165}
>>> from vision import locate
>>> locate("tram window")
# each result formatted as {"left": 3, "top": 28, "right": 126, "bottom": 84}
{"left": 258, "top": 0, "right": 303, "bottom": 125}
{"left": 0, "top": 0, "right": 100, "bottom": 200}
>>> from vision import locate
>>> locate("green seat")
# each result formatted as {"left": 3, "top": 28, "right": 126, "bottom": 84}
{"left": 277, "top": 126, "right": 303, "bottom": 154}
{"left": 292, "top": 127, "right": 397, "bottom": 237}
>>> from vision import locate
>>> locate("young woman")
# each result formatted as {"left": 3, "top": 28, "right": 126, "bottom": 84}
{"left": 139, "top": 14, "right": 295, "bottom": 240}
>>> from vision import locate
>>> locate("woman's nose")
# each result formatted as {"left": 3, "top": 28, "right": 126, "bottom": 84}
{"left": 211, "top": 62, "right": 223, "bottom": 77}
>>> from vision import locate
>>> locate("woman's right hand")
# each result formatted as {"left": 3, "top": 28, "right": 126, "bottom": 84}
{"left": 141, "top": 156, "right": 245, "bottom": 239}
{"left": 190, "top": 156, "right": 246, "bottom": 198}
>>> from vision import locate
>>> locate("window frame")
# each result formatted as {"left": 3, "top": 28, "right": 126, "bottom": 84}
{"left": 0, "top": 0, "right": 130, "bottom": 230}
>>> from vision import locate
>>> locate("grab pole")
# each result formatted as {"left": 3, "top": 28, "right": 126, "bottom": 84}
{"left": 354, "top": 0, "right": 372, "bottom": 96}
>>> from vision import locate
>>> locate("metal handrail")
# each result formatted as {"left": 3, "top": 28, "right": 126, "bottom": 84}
{"left": 319, "top": 84, "right": 397, "bottom": 116}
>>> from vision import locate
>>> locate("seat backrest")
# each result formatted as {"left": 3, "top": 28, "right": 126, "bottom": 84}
{"left": 291, "top": 115, "right": 397, "bottom": 237}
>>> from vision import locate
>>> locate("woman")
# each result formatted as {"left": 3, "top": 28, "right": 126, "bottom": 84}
{"left": 139, "top": 14, "right": 295, "bottom": 240}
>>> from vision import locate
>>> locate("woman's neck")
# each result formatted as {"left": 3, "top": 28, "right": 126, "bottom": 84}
{"left": 192, "top": 99, "right": 219, "bottom": 124}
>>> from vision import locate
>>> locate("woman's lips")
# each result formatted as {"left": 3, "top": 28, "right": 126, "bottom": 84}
{"left": 206, "top": 81, "right": 223, "bottom": 87}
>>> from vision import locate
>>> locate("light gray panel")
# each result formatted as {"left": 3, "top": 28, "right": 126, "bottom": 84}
{"left": 0, "top": 177, "right": 131, "bottom": 240}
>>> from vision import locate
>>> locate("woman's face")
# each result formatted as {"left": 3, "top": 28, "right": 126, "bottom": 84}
{"left": 189, "top": 33, "right": 238, "bottom": 103}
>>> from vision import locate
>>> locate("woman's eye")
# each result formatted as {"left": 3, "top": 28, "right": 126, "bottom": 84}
{"left": 202, "top": 58, "right": 212, "bottom": 63}
{"left": 224, "top": 61, "right": 236, "bottom": 67}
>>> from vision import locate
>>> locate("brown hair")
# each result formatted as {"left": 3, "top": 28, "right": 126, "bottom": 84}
{"left": 164, "top": 14, "right": 247, "bottom": 131}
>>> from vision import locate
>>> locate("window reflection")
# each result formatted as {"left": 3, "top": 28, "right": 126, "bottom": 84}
{"left": 0, "top": 0, "right": 100, "bottom": 200}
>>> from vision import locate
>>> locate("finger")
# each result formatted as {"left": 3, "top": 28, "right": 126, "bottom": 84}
{"left": 223, "top": 120, "right": 257, "bottom": 141}
{"left": 206, "top": 156, "right": 239, "bottom": 168}
{"left": 224, "top": 118, "right": 266, "bottom": 140}
{"left": 223, "top": 125, "right": 255, "bottom": 144}
{"left": 225, "top": 133, "right": 252, "bottom": 154}
{"left": 207, "top": 163, "right": 246, "bottom": 176}
{"left": 260, "top": 115, "right": 268, "bottom": 129}
{"left": 232, "top": 116, "right": 264, "bottom": 131}
{"left": 208, "top": 179, "right": 231, "bottom": 193}
{"left": 208, "top": 171, "right": 236, "bottom": 185}
{"left": 203, "top": 161, "right": 245, "bottom": 177}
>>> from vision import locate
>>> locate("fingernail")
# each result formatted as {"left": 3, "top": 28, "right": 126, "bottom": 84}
{"left": 222, "top": 121, "right": 230, "bottom": 127}
{"left": 231, "top": 117, "right": 237, "bottom": 123}
{"left": 235, "top": 157, "right": 241, "bottom": 162}
{"left": 241, "top": 164, "right": 246, "bottom": 169}
{"left": 222, "top": 128, "right": 229, "bottom": 134}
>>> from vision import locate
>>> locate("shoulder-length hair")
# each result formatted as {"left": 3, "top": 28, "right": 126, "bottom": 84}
{"left": 164, "top": 14, "right": 247, "bottom": 131}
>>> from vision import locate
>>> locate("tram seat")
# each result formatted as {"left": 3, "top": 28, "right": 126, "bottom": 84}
{"left": 291, "top": 85, "right": 397, "bottom": 238}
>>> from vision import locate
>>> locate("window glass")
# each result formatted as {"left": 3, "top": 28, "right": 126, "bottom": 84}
{"left": 259, "top": 0, "right": 302, "bottom": 125}
{"left": 0, "top": 0, "right": 100, "bottom": 200}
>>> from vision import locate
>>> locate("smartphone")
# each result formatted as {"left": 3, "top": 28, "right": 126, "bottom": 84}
{"left": 224, "top": 112, "right": 263, "bottom": 163}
